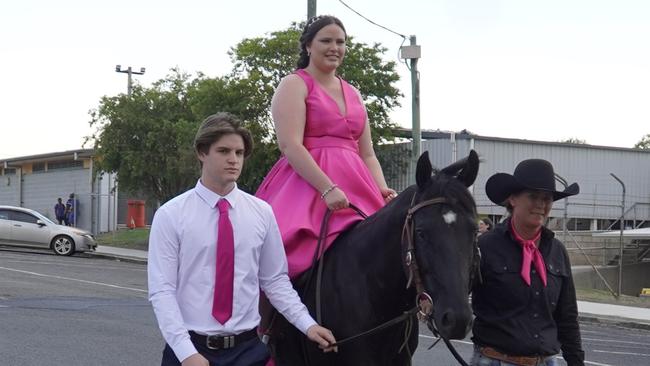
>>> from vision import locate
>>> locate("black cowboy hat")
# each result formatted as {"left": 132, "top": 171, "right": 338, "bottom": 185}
{"left": 485, "top": 159, "right": 579, "bottom": 206}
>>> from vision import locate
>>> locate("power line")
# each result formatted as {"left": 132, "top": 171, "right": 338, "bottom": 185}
{"left": 337, "top": 0, "right": 406, "bottom": 39}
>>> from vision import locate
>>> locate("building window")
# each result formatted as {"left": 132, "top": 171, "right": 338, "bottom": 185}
{"left": 32, "top": 163, "right": 46, "bottom": 172}
{"left": 48, "top": 160, "right": 83, "bottom": 170}
{"left": 2, "top": 168, "right": 16, "bottom": 175}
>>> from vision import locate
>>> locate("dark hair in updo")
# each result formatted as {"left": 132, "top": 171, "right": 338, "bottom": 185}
{"left": 297, "top": 15, "right": 347, "bottom": 69}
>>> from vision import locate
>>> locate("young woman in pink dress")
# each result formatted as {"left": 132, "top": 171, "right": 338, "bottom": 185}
{"left": 256, "top": 15, "right": 396, "bottom": 279}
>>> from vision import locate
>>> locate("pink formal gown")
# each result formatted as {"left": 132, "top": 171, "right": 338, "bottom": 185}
{"left": 256, "top": 69, "right": 385, "bottom": 279}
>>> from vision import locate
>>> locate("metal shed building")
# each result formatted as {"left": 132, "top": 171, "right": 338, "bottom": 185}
{"left": 387, "top": 129, "right": 650, "bottom": 231}
{"left": 0, "top": 149, "right": 118, "bottom": 234}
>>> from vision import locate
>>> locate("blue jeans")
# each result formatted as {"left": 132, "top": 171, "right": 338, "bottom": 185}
{"left": 161, "top": 337, "right": 269, "bottom": 366}
{"left": 471, "top": 347, "right": 557, "bottom": 366}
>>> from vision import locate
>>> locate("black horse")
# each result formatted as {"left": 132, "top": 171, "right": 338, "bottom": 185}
{"left": 269, "top": 150, "right": 480, "bottom": 366}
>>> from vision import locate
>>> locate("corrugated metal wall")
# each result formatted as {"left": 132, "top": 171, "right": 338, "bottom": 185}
{"left": 382, "top": 136, "right": 650, "bottom": 224}
{"left": 471, "top": 138, "right": 650, "bottom": 222}
{"left": 21, "top": 168, "right": 92, "bottom": 231}
{"left": 0, "top": 173, "right": 21, "bottom": 206}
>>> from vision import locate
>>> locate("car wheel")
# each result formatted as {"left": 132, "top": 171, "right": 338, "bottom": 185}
{"left": 52, "top": 235, "right": 75, "bottom": 256}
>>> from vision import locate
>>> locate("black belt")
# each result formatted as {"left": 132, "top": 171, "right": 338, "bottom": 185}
{"left": 189, "top": 328, "right": 258, "bottom": 350}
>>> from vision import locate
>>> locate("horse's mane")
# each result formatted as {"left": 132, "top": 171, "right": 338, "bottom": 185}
{"left": 347, "top": 170, "right": 477, "bottom": 238}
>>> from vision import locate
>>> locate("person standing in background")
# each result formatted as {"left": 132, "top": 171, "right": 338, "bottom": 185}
{"left": 54, "top": 198, "right": 66, "bottom": 225}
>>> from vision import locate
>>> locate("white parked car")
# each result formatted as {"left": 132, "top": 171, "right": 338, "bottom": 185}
{"left": 0, "top": 205, "right": 97, "bottom": 256}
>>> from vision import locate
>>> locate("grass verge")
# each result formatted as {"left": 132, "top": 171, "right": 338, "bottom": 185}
{"left": 576, "top": 288, "right": 650, "bottom": 309}
{"left": 96, "top": 228, "right": 150, "bottom": 251}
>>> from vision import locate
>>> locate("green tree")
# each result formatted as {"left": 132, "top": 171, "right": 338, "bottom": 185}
{"left": 560, "top": 138, "right": 587, "bottom": 144}
{"left": 229, "top": 22, "right": 403, "bottom": 143}
{"left": 88, "top": 69, "right": 267, "bottom": 202}
{"left": 229, "top": 23, "right": 405, "bottom": 186}
{"left": 188, "top": 76, "right": 279, "bottom": 192}
{"left": 89, "top": 23, "right": 404, "bottom": 202}
{"left": 560, "top": 137, "right": 587, "bottom": 145}
{"left": 634, "top": 134, "right": 650, "bottom": 149}
{"left": 88, "top": 69, "right": 200, "bottom": 203}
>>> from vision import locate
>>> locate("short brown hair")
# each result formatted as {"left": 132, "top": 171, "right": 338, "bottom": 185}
{"left": 194, "top": 113, "right": 253, "bottom": 158}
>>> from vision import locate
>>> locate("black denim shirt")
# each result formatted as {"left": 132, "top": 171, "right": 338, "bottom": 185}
{"left": 471, "top": 219, "right": 585, "bottom": 366}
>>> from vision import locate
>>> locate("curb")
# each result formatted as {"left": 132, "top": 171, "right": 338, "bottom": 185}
{"left": 579, "top": 314, "right": 650, "bottom": 331}
{"left": 90, "top": 252, "right": 147, "bottom": 265}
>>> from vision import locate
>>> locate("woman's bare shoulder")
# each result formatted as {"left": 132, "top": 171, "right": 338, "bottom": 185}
{"left": 276, "top": 73, "right": 308, "bottom": 94}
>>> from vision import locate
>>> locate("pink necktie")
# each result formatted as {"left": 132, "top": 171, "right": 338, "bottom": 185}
{"left": 213, "top": 198, "right": 234, "bottom": 323}
{"left": 510, "top": 220, "right": 547, "bottom": 287}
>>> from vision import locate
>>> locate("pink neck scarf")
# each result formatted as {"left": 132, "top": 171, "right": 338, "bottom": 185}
{"left": 510, "top": 220, "right": 547, "bottom": 287}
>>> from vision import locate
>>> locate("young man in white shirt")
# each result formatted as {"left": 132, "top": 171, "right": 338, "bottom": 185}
{"left": 148, "top": 112, "right": 336, "bottom": 366}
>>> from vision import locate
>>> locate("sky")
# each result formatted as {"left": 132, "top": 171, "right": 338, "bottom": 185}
{"left": 1, "top": 0, "right": 649, "bottom": 159}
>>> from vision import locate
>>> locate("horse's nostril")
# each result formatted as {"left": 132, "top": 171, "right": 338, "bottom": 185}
{"left": 441, "top": 310, "right": 456, "bottom": 329}
{"left": 437, "top": 307, "right": 473, "bottom": 339}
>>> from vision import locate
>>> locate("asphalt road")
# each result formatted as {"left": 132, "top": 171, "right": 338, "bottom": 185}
{"left": 1, "top": 247, "right": 649, "bottom": 366}
{"left": 0, "top": 248, "right": 160, "bottom": 365}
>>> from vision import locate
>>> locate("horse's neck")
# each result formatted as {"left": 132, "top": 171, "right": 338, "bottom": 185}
{"left": 356, "top": 199, "right": 412, "bottom": 286}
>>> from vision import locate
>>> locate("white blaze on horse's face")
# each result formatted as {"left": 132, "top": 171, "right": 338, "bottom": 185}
{"left": 442, "top": 210, "right": 457, "bottom": 225}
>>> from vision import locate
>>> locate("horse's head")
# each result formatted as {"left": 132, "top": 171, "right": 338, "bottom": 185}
{"left": 403, "top": 150, "right": 479, "bottom": 340}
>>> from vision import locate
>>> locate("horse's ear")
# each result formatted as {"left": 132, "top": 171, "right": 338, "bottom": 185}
{"left": 416, "top": 151, "right": 433, "bottom": 189}
{"left": 440, "top": 150, "right": 480, "bottom": 187}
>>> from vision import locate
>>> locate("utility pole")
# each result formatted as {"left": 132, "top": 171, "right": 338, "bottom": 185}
{"left": 610, "top": 173, "right": 626, "bottom": 298}
{"left": 308, "top": 0, "right": 316, "bottom": 19}
{"left": 400, "top": 36, "right": 421, "bottom": 181}
{"left": 115, "top": 65, "right": 145, "bottom": 96}
{"left": 554, "top": 174, "right": 569, "bottom": 242}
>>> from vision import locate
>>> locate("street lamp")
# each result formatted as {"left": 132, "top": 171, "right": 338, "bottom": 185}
{"left": 115, "top": 65, "right": 145, "bottom": 96}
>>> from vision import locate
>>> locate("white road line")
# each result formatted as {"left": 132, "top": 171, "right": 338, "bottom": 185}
{"left": 582, "top": 337, "right": 650, "bottom": 346}
{"left": 584, "top": 361, "right": 614, "bottom": 366}
{"left": 418, "top": 334, "right": 472, "bottom": 345}
{"left": 592, "top": 349, "right": 650, "bottom": 357}
{"left": 3, "top": 259, "right": 146, "bottom": 271}
{"left": 0, "top": 266, "right": 147, "bottom": 293}
{"left": 581, "top": 329, "right": 612, "bottom": 335}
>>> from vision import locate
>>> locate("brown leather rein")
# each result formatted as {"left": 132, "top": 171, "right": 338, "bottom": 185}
{"left": 312, "top": 194, "right": 454, "bottom": 346}
{"left": 300, "top": 193, "right": 477, "bottom": 366}
{"left": 401, "top": 195, "right": 448, "bottom": 319}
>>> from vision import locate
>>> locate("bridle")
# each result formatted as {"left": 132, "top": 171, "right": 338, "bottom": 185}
{"left": 400, "top": 191, "right": 482, "bottom": 366}
{"left": 298, "top": 192, "right": 481, "bottom": 366}
{"left": 402, "top": 192, "right": 482, "bottom": 317}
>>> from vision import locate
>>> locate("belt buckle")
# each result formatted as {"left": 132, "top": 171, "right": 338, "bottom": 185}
{"left": 206, "top": 335, "right": 235, "bottom": 350}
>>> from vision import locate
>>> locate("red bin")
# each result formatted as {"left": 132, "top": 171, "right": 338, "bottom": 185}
{"left": 126, "top": 200, "right": 146, "bottom": 228}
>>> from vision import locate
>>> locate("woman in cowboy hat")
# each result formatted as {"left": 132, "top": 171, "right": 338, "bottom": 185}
{"left": 471, "top": 159, "right": 585, "bottom": 366}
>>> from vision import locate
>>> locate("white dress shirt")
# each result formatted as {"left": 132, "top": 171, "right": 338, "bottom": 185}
{"left": 148, "top": 180, "right": 316, "bottom": 362}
